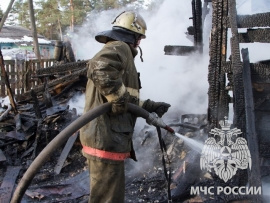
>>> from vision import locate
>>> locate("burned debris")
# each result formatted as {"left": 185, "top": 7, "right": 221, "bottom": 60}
{"left": 0, "top": 49, "right": 209, "bottom": 202}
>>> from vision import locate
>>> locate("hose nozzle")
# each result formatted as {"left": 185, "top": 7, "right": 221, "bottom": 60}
{"left": 146, "top": 112, "right": 175, "bottom": 135}
{"left": 164, "top": 125, "right": 175, "bottom": 135}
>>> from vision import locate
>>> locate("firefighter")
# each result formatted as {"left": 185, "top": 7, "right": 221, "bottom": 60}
{"left": 54, "top": 35, "right": 76, "bottom": 64}
{"left": 80, "top": 11, "right": 171, "bottom": 203}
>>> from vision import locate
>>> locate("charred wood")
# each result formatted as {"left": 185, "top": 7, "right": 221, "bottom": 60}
{"left": 223, "top": 61, "right": 270, "bottom": 77}
{"left": 242, "top": 48, "right": 262, "bottom": 202}
{"left": 52, "top": 76, "right": 87, "bottom": 100}
{"left": 22, "top": 67, "right": 87, "bottom": 100}
{"left": 31, "top": 120, "right": 42, "bottom": 159}
{"left": 192, "top": 0, "right": 203, "bottom": 53}
{"left": 229, "top": 0, "right": 246, "bottom": 132}
{"left": 238, "top": 28, "right": 270, "bottom": 43}
{"left": 30, "top": 90, "right": 42, "bottom": 119}
{"left": 236, "top": 12, "right": 270, "bottom": 28}
{"left": 171, "top": 150, "right": 201, "bottom": 202}
{"left": 35, "top": 60, "right": 87, "bottom": 75}
{"left": 208, "top": 0, "right": 228, "bottom": 128}
{"left": 43, "top": 78, "right": 53, "bottom": 108}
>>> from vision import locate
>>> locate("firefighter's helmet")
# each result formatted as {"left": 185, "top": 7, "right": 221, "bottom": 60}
{"left": 112, "top": 11, "right": 147, "bottom": 38}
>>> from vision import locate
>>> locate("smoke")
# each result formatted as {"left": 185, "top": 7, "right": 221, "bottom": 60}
{"left": 71, "top": 0, "right": 210, "bottom": 116}
{"left": 68, "top": 0, "right": 211, "bottom": 176}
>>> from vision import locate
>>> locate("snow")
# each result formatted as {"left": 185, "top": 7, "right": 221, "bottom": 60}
{"left": 0, "top": 36, "right": 52, "bottom": 44}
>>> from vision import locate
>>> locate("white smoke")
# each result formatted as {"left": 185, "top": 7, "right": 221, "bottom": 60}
{"left": 71, "top": 0, "right": 210, "bottom": 117}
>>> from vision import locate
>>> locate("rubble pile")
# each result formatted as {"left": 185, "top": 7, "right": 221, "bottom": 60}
{"left": 0, "top": 66, "right": 209, "bottom": 202}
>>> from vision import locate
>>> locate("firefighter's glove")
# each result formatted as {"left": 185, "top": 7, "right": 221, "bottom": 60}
{"left": 111, "top": 92, "right": 130, "bottom": 115}
{"left": 142, "top": 99, "right": 171, "bottom": 117}
{"left": 146, "top": 112, "right": 167, "bottom": 128}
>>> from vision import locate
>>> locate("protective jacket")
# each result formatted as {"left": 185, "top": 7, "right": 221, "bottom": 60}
{"left": 80, "top": 41, "right": 141, "bottom": 163}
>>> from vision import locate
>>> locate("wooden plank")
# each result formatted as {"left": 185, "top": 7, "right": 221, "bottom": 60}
{"left": 16, "top": 61, "right": 23, "bottom": 96}
{"left": 0, "top": 63, "right": 6, "bottom": 96}
{"left": 10, "top": 61, "right": 15, "bottom": 94}
{"left": 242, "top": 48, "right": 262, "bottom": 202}
{"left": 54, "top": 131, "right": 79, "bottom": 174}
{"left": 0, "top": 166, "right": 22, "bottom": 203}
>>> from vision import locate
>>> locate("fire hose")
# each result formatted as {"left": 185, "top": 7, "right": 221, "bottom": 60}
{"left": 10, "top": 103, "right": 175, "bottom": 203}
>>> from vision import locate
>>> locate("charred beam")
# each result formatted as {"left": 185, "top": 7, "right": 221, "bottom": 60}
{"left": 171, "top": 151, "right": 201, "bottom": 201}
{"left": 223, "top": 61, "right": 270, "bottom": 82}
{"left": 192, "top": 0, "right": 203, "bottom": 53}
{"left": 229, "top": 0, "right": 246, "bottom": 132}
{"left": 30, "top": 90, "right": 42, "bottom": 119}
{"left": 22, "top": 67, "right": 87, "bottom": 100}
{"left": 35, "top": 60, "right": 87, "bottom": 75}
{"left": 237, "top": 12, "right": 270, "bottom": 28}
{"left": 43, "top": 78, "right": 53, "bottom": 108}
{"left": 219, "top": 0, "right": 229, "bottom": 123}
{"left": 242, "top": 48, "right": 262, "bottom": 202}
{"left": 208, "top": 0, "right": 228, "bottom": 128}
{"left": 238, "top": 28, "right": 270, "bottom": 43}
{"left": 164, "top": 46, "right": 197, "bottom": 56}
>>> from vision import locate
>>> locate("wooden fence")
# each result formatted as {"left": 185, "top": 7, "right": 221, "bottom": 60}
{"left": 0, "top": 59, "right": 55, "bottom": 98}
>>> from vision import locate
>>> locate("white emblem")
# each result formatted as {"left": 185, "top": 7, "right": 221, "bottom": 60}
{"left": 200, "top": 117, "right": 252, "bottom": 182}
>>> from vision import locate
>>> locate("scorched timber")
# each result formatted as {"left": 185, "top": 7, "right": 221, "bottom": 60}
{"left": 238, "top": 28, "right": 270, "bottom": 43}
{"left": 36, "top": 60, "right": 88, "bottom": 75}
{"left": 237, "top": 12, "right": 270, "bottom": 28}
{"left": 21, "top": 68, "right": 87, "bottom": 100}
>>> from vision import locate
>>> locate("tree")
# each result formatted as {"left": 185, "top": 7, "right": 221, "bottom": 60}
{"left": 10, "top": 0, "right": 31, "bottom": 28}
{"left": 58, "top": 0, "right": 91, "bottom": 32}
{"left": 35, "top": 0, "right": 62, "bottom": 39}
{"left": 0, "top": 6, "right": 3, "bottom": 18}
{"left": 4, "top": 0, "right": 155, "bottom": 40}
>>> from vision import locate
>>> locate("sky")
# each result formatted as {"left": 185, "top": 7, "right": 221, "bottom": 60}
{"left": 0, "top": 0, "right": 9, "bottom": 11}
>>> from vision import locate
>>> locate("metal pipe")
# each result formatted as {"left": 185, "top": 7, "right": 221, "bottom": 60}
{"left": 10, "top": 103, "right": 150, "bottom": 203}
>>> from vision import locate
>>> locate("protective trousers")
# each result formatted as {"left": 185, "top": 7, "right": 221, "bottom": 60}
{"left": 88, "top": 159, "right": 125, "bottom": 203}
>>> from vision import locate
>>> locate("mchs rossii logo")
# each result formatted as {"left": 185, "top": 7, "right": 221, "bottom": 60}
{"left": 191, "top": 118, "right": 261, "bottom": 196}
{"left": 200, "top": 117, "right": 251, "bottom": 183}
